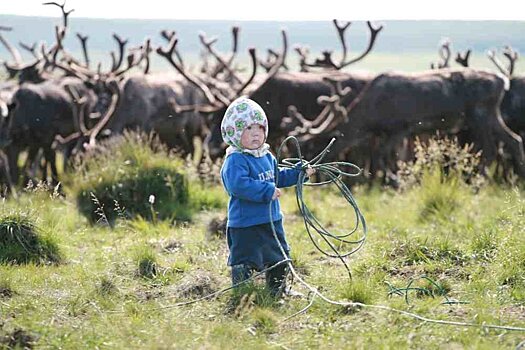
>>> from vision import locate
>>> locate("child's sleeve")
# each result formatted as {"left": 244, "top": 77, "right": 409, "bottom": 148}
{"left": 222, "top": 158, "right": 276, "bottom": 203}
{"left": 274, "top": 158, "right": 303, "bottom": 188}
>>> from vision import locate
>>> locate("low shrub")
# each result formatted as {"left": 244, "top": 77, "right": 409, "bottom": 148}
{"left": 0, "top": 213, "right": 62, "bottom": 264}
{"left": 68, "top": 131, "right": 225, "bottom": 225}
{"left": 396, "top": 134, "right": 485, "bottom": 192}
{"left": 76, "top": 166, "right": 189, "bottom": 225}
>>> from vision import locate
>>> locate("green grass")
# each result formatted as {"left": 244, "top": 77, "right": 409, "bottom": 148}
{"left": 1, "top": 150, "right": 525, "bottom": 348}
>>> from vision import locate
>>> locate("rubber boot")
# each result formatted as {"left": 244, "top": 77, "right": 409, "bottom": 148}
{"left": 265, "top": 263, "right": 288, "bottom": 297}
{"left": 231, "top": 264, "right": 253, "bottom": 286}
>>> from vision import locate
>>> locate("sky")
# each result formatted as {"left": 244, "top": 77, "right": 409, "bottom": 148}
{"left": 1, "top": 0, "right": 525, "bottom": 21}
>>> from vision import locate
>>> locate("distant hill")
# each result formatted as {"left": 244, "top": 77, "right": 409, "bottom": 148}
{"left": 1, "top": 15, "right": 525, "bottom": 73}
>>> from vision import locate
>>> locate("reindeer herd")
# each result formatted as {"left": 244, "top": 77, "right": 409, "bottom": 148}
{"left": 0, "top": 3, "right": 524, "bottom": 194}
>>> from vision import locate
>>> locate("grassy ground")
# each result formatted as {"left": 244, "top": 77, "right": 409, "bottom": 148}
{"left": 1, "top": 151, "right": 524, "bottom": 348}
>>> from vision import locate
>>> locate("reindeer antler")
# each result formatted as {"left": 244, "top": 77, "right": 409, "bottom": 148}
{"left": 0, "top": 26, "right": 23, "bottom": 66}
{"left": 157, "top": 35, "right": 227, "bottom": 107}
{"left": 455, "top": 49, "right": 471, "bottom": 67}
{"left": 260, "top": 48, "right": 289, "bottom": 72}
{"left": 109, "top": 34, "right": 128, "bottom": 72}
{"left": 431, "top": 38, "right": 451, "bottom": 69}
{"left": 488, "top": 45, "right": 519, "bottom": 77}
{"left": 42, "top": 1, "right": 74, "bottom": 28}
{"left": 158, "top": 29, "right": 288, "bottom": 115}
{"left": 209, "top": 26, "right": 240, "bottom": 79}
{"left": 199, "top": 31, "right": 242, "bottom": 84}
{"left": 76, "top": 33, "right": 90, "bottom": 67}
{"left": 19, "top": 42, "right": 40, "bottom": 59}
{"left": 294, "top": 45, "right": 310, "bottom": 72}
{"left": 300, "top": 20, "right": 383, "bottom": 71}
{"left": 503, "top": 46, "right": 518, "bottom": 76}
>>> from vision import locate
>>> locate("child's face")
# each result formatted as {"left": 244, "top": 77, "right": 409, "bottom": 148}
{"left": 240, "top": 124, "right": 265, "bottom": 150}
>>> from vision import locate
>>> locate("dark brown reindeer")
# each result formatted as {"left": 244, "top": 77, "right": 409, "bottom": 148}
{"left": 0, "top": 22, "right": 54, "bottom": 191}
{"left": 0, "top": 3, "right": 77, "bottom": 185}
{"left": 290, "top": 68, "right": 525, "bottom": 179}
{"left": 361, "top": 38, "right": 474, "bottom": 182}
{"left": 429, "top": 42, "right": 525, "bottom": 181}
{"left": 2, "top": 42, "right": 128, "bottom": 185}
{"left": 122, "top": 27, "right": 289, "bottom": 158}
{"left": 206, "top": 20, "right": 382, "bottom": 162}
{"left": 0, "top": 2, "right": 139, "bottom": 185}
{"left": 96, "top": 26, "right": 262, "bottom": 158}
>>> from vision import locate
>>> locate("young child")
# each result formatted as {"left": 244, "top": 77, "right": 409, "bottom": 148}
{"left": 220, "top": 97, "right": 315, "bottom": 297}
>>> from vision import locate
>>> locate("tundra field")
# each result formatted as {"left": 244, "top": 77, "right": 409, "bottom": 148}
{"left": 0, "top": 133, "right": 524, "bottom": 349}
{"left": 2, "top": 12, "right": 525, "bottom": 348}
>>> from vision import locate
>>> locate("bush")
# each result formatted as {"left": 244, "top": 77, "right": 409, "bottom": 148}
{"left": 0, "top": 213, "right": 62, "bottom": 264}
{"left": 251, "top": 308, "right": 277, "bottom": 334}
{"left": 68, "top": 131, "right": 224, "bottom": 225}
{"left": 395, "top": 134, "right": 485, "bottom": 221}
{"left": 77, "top": 166, "right": 189, "bottom": 225}
{"left": 396, "top": 134, "right": 485, "bottom": 192}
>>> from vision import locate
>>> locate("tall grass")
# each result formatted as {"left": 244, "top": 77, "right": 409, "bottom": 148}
{"left": 396, "top": 134, "right": 485, "bottom": 222}
{"left": 0, "top": 213, "right": 62, "bottom": 265}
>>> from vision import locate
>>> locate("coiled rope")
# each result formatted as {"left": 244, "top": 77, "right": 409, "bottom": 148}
{"left": 275, "top": 136, "right": 367, "bottom": 278}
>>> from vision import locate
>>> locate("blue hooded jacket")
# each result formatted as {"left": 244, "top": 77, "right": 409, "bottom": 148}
{"left": 221, "top": 152, "right": 301, "bottom": 228}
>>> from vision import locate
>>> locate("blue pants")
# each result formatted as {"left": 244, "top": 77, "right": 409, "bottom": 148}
{"left": 227, "top": 220, "right": 289, "bottom": 270}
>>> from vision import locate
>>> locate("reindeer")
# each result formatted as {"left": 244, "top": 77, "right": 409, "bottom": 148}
{"left": 427, "top": 42, "right": 525, "bottom": 181}
{"left": 359, "top": 38, "right": 477, "bottom": 182}
{"left": 290, "top": 68, "right": 525, "bottom": 179}
{"left": 205, "top": 20, "right": 382, "bottom": 162}
{"left": 90, "top": 27, "right": 251, "bottom": 158}
{"left": 114, "top": 26, "right": 289, "bottom": 159}
{"left": 2, "top": 76, "right": 122, "bottom": 185}
{"left": 0, "top": 2, "right": 137, "bottom": 185}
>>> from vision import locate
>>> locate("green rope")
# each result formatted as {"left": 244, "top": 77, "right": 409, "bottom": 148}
{"left": 385, "top": 275, "right": 469, "bottom": 305}
{"left": 273, "top": 136, "right": 368, "bottom": 278}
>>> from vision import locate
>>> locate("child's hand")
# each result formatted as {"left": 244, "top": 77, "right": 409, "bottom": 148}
{"left": 272, "top": 188, "right": 281, "bottom": 200}
{"left": 305, "top": 166, "right": 316, "bottom": 177}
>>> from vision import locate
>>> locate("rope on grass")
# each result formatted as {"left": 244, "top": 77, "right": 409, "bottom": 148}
{"left": 385, "top": 275, "right": 469, "bottom": 305}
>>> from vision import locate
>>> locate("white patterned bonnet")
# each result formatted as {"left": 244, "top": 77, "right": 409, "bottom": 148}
{"left": 221, "top": 97, "right": 269, "bottom": 157}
